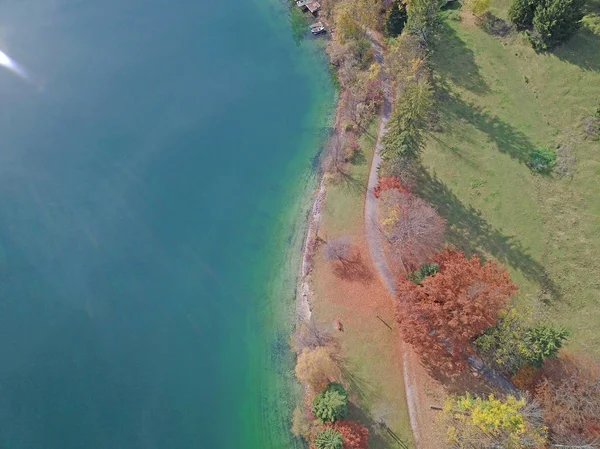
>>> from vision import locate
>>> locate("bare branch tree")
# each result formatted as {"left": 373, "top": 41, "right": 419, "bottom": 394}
{"left": 323, "top": 236, "right": 352, "bottom": 266}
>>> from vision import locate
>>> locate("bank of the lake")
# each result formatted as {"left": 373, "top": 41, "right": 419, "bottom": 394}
{"left": 0, "top": 0, "right": 334, "bottom": 447}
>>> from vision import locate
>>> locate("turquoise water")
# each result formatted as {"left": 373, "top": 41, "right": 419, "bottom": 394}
{"left": 0, "top": 0, "right": 334, "bottom": 447}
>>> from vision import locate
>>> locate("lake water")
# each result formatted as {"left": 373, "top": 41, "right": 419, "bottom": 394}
{"left": 0, "top": 0, "right": 334, "bottom": 447}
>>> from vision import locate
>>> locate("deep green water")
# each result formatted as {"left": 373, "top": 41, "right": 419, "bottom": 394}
{"left": 0, "top": 0, "right": 334, "bottom": 447}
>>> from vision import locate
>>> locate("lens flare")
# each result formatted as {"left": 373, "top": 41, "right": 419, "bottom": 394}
{"left": 0, "top": 49, "right": 30, "bottom": 80}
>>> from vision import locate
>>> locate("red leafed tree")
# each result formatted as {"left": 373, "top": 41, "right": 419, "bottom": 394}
{"left": 333, "top": 421, "right": 369, "bottom": 449}
{"left": 396, "top": 249, "right": 518, "bottom": 371}
{"left": 379, "top": 190, "right": 445, "bottom": 270}
{"left": 373, "top": 176, "right": 411, "bottom": 198}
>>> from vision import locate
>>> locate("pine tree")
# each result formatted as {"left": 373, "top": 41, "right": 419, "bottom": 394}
{"left": 508, "top": 0, "right": 538, "bottom": 29}
{"left": 531, "top": 0, "right": 586, "bottom": 50}
{"left": 386, "top": 1, "right": 408, "bottom": 37}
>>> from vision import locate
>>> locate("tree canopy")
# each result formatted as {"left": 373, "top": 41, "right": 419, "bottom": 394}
{"left": 396, "top": 249, "right": 518, "bottom": 371}
{"left": 312, "top": 382, "right": 349, "bottom": 423}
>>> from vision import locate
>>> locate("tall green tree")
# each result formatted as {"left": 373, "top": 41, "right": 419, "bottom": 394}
{"left": 386, "top": 1, "right": 408, "bottom": 37}
{"left": 312, "top": 382, "right": 348, "bottom": 423}
{"left": 531, "top": 0, "right": 586, "bottom": 50}
{"left": 508, "top": 0, "right": 538, "bottom": 29}
{"left": 406, "top": 0, "right": 444, "bottom": 46}
{"left": 382, "top": 79, "right": 433, "bottom": 159}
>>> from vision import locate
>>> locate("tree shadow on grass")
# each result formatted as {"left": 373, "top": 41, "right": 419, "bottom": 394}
{"left": 413, "top": 167, "right": 562, "bottom": 303}
{"left": 333, "top": 251, "right": 374, "bottom": 284}
{"left": 433, "top": 22, "right": 491, "bottom": 95}
{"left": 347, "top": 402, "right": 411, "bottom": 449}
{"left": 436, "top": 86, "right": 537, "bottom": 165}
{"left": 554, "top": 24, "right": 600, "bottom": 71}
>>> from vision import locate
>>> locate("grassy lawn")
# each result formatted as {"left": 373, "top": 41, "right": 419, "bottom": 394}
{"left": 421, "top": 1, "right": 600, "bottom": 357}
{"left": 313, "top": 120, "right": 415, "bottom": 448}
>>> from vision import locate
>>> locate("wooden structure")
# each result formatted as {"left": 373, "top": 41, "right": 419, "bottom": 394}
{"left": 296, "top": 0, "right": 321, "bottom": 15}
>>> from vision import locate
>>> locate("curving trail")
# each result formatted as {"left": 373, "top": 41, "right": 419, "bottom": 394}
{"left": 363, "top": 31, "right": 518, "bottom": 447}
{"left": 363, "top": 32, "right": 425, "bottom": 448}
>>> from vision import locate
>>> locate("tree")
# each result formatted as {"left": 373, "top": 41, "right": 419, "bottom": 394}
{"left": 323, "top": 236, "right": 352, "bottom": 266}
{"left": 379, "top": 190, "right": 445, "bottom": 270}
{"left": 312, "top": 382, "right": 349, "bottom": 423}
{"left": 382, "top": 79, "right": 433, "bottom": 159}
{"left": 475, "top": 312, "right": 569, "bottom": 376}
{"left": 292, "top": 406, "right": 315, "bottom": 439}
{"left": 406, "top": 0, "right": 445, "bottom": 46}
{"left": 530, "top": 0, "right": 586, "bottom": 50}
{"left": 396, "top": 249, "right": 518, "bottom": 371}
{"left": 386, "top": 1, "right": 408, "bottom": 37}
{"left": 313, "top": 427, "right": 344, "bottom": 449}
{"left": 407, "top": 262, "right": 439, "bottom": 284}
{"left": 333, "top": 420, "right": 369, "bottom": 448}
{"left": 508, "top": 0, "right": 538, "bottom": 29}
{"left": 296, "top": 346, "right": 341, "bottom": 392}
{"left": 386, "top": 32, "right": 428, "bottom": 87}
{"left": 464, "top": 0, "right": 490, "bottom": 17}
{"left": 334, "top": 2, "right": 363, "bottom": 44}
{"left": 525, "top": 324, "right": 569, "bottom": 368}
{"left": 535, "top": 355, "right": 600, "bottom": 446}
{"left": 373, "top": 176, "right": 411, "bottom": 198}
{"left": 444, "top": 393, "right": 547, "bottom": 448}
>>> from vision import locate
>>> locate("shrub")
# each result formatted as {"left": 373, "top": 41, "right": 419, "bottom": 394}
{"left": 464, "top": 0, "right": 490, "bottom": 17}
{"left": 407, "top": 262, "right": 439, "bottom": 284}
{"left": 528, "top": 147, "right": 556, "bottom": 173}
{"left": 312, "top": 383, "right": 348, "bottom": 423}
{"left": 313, "top": 427, "right": 344, "bottom": 449}
{"left": 333, "top": 420, "right": 369, "bottom": 448}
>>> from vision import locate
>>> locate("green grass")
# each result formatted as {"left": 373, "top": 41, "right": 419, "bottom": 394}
{"left": 421, "top": 3, "right": 600, "bottom": 357}
{"left": 321, "top": 122, "right": 378, "bottom": 237}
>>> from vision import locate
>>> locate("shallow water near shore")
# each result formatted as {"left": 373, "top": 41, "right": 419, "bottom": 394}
{"left": 0, "top": 0, "right": 334, "bottom": 447}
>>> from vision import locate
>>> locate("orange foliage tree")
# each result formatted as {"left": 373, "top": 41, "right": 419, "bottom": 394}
{"left": 373, "top": 176, "right": 411, "bottom": 198}
{"left": 396, "top": 249, "right": 518, "bottom": 371}
{"left": 333, "top": 420, "right": 369, "bottom": 448}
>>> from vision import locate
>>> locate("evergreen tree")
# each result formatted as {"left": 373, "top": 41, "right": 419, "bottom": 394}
{"left": 311, "top": 383, "right": 348, "bottom": 423}
{"left": 531, "top": 0, "right": 586, "bottom": 50}
{"left": 508, "top": 0, "right": 538, "bottom": 29}
{"left": 386, "top": 1, "right": 408, "bottom": 37}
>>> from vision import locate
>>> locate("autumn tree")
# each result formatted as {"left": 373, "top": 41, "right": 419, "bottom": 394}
{"left": 312, "top": 382, "right": 349, "bottom": 423}
{"left": 464, "top": 0, "right": 490, "bottom": 17}
{"left": 444, "top": 393, "right": 547, "bottom": 448}
{"left": 373, "top": 176, "right": 411, "bottom": 198}
{"left": 296, "top": 346, "right": 341, "bottom": 392}
{"left": 396, "top": 249, "right": 518, "bottom": 371}
{"left": 386, "top": 32, "right": 428, "bottom": 87}
{"left": 333, "top": 420, "right": 369, "bottom": 448}
{"left": 382, "top": 79, "right": 433, "bottom": 159}
{"left": 334, "top": 2, "right": 363, "bottom": 44}
{"left": 379, "top": 190, "right": 445, "bottom": 270}
{"left": 291, "top": 321, "right": 335, "bottom": 354}
{"left": 535, "top": 355, "right": 600, "bottom": 446}
{"left": 323, "top": 236, "right": 352, "bottom": 266}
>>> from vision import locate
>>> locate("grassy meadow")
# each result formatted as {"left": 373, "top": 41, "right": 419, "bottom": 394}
{"left": 421, "top": 1, "right": 600, "bottom": 357}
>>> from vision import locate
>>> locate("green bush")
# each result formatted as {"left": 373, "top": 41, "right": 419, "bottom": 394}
{"left": 311, "top": 382, "right": 348, "bottom": 423}
{"left": 408, "top": 262, "right": 439, "bottom": 284}
{"left": 314, "top": 427, "right": 344, "bottom": 449}
{"left": 528, "top": 147, "right": 556, "bottom": 173}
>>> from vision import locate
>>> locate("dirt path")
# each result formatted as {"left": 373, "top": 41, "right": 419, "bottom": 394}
{"left": 363, "top": 32, "right": 427, "bottom": 448}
